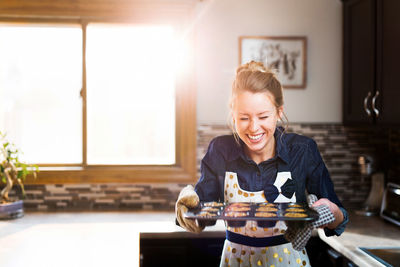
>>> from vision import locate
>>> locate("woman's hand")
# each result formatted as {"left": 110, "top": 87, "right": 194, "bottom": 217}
{"left": 312, "top": 198, "right": 344, "bottom": 229}
{"left": 175, "top": 185, "right": 205, "bottom": 233}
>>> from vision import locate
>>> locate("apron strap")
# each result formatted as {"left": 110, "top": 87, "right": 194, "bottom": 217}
{"left": 226, "top": 230, "right": 289, "bottom": 247}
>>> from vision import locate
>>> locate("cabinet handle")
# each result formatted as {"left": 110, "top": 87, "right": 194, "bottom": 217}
{"left": 372, "top": 90, "right": 380, "bottom": 117}
{"left": 363, "top": 92, "right": 372, "bottom": 117}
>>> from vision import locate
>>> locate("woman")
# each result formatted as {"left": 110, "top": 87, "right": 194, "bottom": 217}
{"left": 176, "top": 61, "right": 348, "bottom": 267}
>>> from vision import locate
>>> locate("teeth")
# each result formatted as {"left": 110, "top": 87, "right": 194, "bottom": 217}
{"left": 249, "top": 134, "right": 263, "bottom": 140}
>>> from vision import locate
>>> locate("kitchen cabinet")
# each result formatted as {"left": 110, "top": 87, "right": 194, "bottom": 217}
{"left": 306, "top": 237, "right": 358, "bottom": 267}
{"left": 342, "top": 0, "right": 400, "bottom": 126}
{"left": 139, "top": 235, "right": 357, "bottom": 267}
{"left": 140, "top": 235, "right": 225, "bottom": 267}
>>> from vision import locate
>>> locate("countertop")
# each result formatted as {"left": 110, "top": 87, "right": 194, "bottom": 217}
{"left": 0, "top": 211, "right": 224, "bottom": 267}
{"left": 1, "top": 211, "right": 399, "bottom": 267}
{"left": 318, "top": 211, "right": 400, "bottom": 267}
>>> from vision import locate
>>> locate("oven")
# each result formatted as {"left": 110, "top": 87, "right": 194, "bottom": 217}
{"left": 380, "top": 182, "right": 400, "bottom": 227}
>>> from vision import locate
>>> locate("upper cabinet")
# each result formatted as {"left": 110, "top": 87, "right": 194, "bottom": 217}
{"left": 343, "top": 0, "right": 400, "bottom": 126}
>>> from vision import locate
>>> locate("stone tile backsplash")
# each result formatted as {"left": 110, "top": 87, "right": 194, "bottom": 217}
{"left": 8, "top": 123, "right": 396, "bottom": 212}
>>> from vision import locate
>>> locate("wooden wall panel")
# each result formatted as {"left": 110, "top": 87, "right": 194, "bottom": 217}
{"left": 0, "top": 0, "right": 197, "bottom": 21}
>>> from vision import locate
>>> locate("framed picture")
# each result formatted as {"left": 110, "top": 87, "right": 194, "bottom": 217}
{"left": 239, "top": 36, "right": 307, "bottom": 89}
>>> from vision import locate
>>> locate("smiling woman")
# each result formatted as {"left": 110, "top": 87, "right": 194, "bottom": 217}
{"left": 0, "top": 0, "right": 197, "bottom": 184}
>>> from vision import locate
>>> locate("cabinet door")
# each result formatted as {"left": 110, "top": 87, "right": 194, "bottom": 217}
{"left": 376, "top": 0, "right": 400, "bottom": 125}
{"left": 343, "top": 0, "right": 376, "bottom": 124}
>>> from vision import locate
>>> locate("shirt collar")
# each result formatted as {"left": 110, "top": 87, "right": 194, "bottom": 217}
{"left": 274, "top": 128, "right": 290, "bottom": 164}
{"left": 226, "top": 127, "right": 289, "bottom": 164}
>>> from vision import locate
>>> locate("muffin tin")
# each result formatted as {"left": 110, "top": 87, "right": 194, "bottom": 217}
{"left": 184, "top": 202, "right": 319, "bottom": 227}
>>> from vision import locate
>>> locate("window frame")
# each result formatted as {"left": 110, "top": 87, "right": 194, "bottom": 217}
{"left": 0, "top": 14, "right": 197, "bottom": 184}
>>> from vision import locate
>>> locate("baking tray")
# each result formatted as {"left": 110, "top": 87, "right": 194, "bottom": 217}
{"left": 184, "top": 202, "right": 319, "bottom": 227}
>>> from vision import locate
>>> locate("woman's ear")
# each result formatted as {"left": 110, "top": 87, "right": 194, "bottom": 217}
{"left": 277, "top": 106, "right": 284, "bottom": 121}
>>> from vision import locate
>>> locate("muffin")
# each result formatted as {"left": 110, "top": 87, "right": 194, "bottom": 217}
{"left": 203, "top": 201, "right": 224, "bottom": 207}
{"left": 226, "top": 206, "right": 251, "bottom": 212}
{"left": 284, "top": 212, "right": 307, "bottom": 218}
{"left": 198, "top": 211, "right": 217, "bottom": 217}
{"left": 258, "top": 203, "right": 277, "bottom": 207}
{"left": 285, "top": 208, "right": 305, "bottom": 212}
{"left": 287, "top": 203, "right": 302, "bottom": 208}
{"left": 256, "top": 206, "right": 278, "bottom": 212}
{"left": 201, "top": 207, "right": 220, "bottom": 212}
{"left": 224, "top": 211, "right": 248, "bottom": 217}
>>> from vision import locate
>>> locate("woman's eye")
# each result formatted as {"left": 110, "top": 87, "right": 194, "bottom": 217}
{"left": 239, "top": 118, "right": 248, "bottom": 121}
{"left": 260, "top": 116, "right": 269, "bottom": 119}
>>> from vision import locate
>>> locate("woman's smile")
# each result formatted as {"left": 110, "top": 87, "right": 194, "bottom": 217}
{"left": 247, "top": 133, "right": 264, "bottom": 142}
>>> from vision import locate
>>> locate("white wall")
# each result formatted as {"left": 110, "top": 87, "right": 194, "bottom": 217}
{"left": 194, "top": 0, "right": 342, "bottom": 124}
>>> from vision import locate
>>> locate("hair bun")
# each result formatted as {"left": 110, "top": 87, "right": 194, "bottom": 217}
{"left": 237, "top": 60, "right": 269, "bottom": 74}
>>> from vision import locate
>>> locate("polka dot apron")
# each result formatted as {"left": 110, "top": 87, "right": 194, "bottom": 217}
{"left": 220, "top": 170, "right": 311, "bottom": 267}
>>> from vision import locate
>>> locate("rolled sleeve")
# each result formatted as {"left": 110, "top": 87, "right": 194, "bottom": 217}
{"left": 324, "top": 207, "right": 349, "bottom": 237}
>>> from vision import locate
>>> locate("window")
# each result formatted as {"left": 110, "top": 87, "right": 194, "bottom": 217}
{"left": 86, "top": 24, "right": 176, "bottom": 165}
{"left": 0, "top": 25, "right": 82, "bottom": 164}
{"left": 0, "top": 17, "right": 196, "bottom": 183}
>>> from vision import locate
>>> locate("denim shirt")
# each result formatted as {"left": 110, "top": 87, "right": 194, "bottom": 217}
{"left": 194, "top": 129, "right": 348, "bottom": 237}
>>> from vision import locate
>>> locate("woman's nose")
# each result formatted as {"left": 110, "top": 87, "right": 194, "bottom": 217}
{"left": 249, "top": 119, "right": 259, "bottom": 132}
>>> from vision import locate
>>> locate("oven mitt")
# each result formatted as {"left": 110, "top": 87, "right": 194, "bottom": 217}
{"left": 284, "top": 194, "right": 335, "bottom": 251}
{"left": 175, "top": 185, "right": 205, "bottom": 233}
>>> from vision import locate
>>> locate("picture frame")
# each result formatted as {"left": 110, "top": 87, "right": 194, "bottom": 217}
{"left": 239, "top": 36, "right": 307, "bottom": 89}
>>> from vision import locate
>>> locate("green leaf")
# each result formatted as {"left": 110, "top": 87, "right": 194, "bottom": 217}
{"left": 0, "top": 131, "right": 39, "bottom": 201}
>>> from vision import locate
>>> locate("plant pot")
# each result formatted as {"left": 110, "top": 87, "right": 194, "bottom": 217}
{"left": 0, "top": 200, "right": 24, "bottom": 220}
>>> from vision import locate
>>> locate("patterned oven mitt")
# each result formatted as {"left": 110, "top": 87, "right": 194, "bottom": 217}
{"left": 284, "top": 194, "right": 335, "bottom": 251}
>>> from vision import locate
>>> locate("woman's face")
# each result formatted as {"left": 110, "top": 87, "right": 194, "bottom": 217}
{"left": 232, "top": 90, "right": 282, "bottom": 157}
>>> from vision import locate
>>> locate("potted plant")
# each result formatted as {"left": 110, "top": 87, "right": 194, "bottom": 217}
{"left": 0, "top": 132, "right": 38, "bottom": 219}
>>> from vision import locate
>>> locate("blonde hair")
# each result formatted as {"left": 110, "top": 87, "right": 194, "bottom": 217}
{"left": 229, "top": 61, "right": 289, "bottom": 142}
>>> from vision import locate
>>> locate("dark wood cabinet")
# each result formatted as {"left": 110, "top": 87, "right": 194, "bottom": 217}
{"left": 140, "top": 235, "right": 225, "bottom": 267}
{"left": 306, "top": 237, "right": 358, "bottom": 267}
{"left": 140, "top": 234, "right": 358, "bottom": 267}
{"left": 343, "top": 0, "right": 400, "bottom": 126}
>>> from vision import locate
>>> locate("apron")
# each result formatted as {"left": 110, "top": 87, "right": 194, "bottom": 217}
{"left": 220, "top": 163, "right": 311, "bottom": 267}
